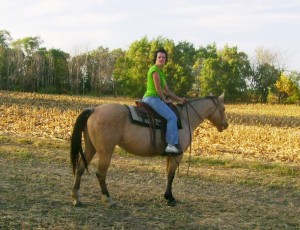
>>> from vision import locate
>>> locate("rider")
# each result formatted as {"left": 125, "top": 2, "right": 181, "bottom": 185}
{"left": 142, "top": 48, "right": 187, "bottom": 156}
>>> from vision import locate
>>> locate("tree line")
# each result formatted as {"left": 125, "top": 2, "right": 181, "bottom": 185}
{"left": 0, "top": 29, "right": 299, "bottom": 103}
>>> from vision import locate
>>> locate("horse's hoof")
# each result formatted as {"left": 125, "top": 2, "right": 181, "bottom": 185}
{"left": 167, "top": 199, "right": 177, "bottom": 207}
{"left": 101, "top": 195, "right": 117, "bottom": 208}
{"left": 73, "top": 200, "right": 83, "bottom": 207}
{"left": 110, "top": 202, "right": 117, "bottom": 208}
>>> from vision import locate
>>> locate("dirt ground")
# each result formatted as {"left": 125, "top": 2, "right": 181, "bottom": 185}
{"left": 0, "top": 140, "right": 300, "bottom": 230}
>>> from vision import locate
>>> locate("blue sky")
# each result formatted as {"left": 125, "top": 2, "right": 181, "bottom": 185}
{"left": 1, "top": 0, "right": 299, "bottom": 72}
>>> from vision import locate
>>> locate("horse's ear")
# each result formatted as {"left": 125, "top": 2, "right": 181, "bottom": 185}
{"left": 218, "top": 92, "right": 225, "bottom": 102}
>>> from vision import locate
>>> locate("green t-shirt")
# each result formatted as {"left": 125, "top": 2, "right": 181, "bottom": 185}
{"left": 143, "top": 65, "right": 166, "bottom": 98}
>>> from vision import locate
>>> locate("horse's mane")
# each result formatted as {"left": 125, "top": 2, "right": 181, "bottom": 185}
{"left": 177, "top": 96, "right": 218, "bottom": 107}
{"left": 188, "top": 96, "right": 217, "bottom": 102}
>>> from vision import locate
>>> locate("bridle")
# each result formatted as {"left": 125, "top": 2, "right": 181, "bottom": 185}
{"left": 185, "top": 97, "right": 225, "bottom": 128}
{"left": 206, "top": 97, "right": 227, "bottom": 129}
{"left": 182, "top": 97, "right": 225, "bottom": 176}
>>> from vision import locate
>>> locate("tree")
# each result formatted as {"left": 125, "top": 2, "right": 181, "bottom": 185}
{"left": 88, "top": 46, "right": 118, "bottom": 95}
{"left": 109, "top": 48, "right": 125, "bottom": 96}
{"left": 275, "top": 72, "right": 300, "bottom": 103}
{"left": 48, "top": 49, "right": 70, "bottom": 93}
{"left": 289, "top": 71, "right": 300, "bottom": 88}
{"left": 249, "top": 47, "right": 282, "bottom": 102}
{"left": 0, "top": 30, "right": 12, "bottom": 89}
{"left": 124, "top": 36, "right": 152, "bottom": 97}
{"left": 113, "top": 54, "right": 132, "bottom": 97}
{"left": 6, "top": 47, "right": 26, "bottom": 91}
{"left": 29, "top": 48, "right": 49, "bottom": 92}
{"left": 11, "top": 36, "right": 42, "bottom": 56}
{"left": 252, "top": 63, "right": 280, "bottom": 103}
{"left": 170, "top": 41, "right": 196, "bottom": 96}
{"left": 0, "top": 30, "right": 12, "bottom": 48}
{"left": 200, "top": 45, "right": 251, "bottom": 101}
{"left": 115, "top": 36, "right": 195, "bottom": 98}
{"left": 9, "top": 36, "right": 44, "bottom": 91}
{"left": 192, "top": 43, "right": 218, "bottom": 96}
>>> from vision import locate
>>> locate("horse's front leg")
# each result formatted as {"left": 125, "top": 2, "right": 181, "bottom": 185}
{"left": 164, "top": 155, "right": 183, "bottom": 206}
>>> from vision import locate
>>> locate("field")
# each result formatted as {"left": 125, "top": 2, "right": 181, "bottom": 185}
{"left": 0, "top": 91, "right": 299, "bottom": 229}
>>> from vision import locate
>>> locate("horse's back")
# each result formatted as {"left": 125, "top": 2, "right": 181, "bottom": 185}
{"left": 93, "top": 103, "right": 128, "bottom": 118}
{"left": 86, "top": 103, "right": 128, "bottom": 145}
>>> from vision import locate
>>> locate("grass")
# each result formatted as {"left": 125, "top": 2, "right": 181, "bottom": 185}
{"left": 191, "top": 155, "right": 300, "bottom": 176}
{"left": 1, "top": 138, "right": 300, "bottom": 229}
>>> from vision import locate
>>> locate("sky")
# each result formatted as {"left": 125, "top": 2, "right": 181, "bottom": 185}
{"left": 0, "top": 0, "right": 300, "bottom": 72}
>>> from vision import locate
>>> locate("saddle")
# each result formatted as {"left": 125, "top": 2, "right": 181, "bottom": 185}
{"left": 126, "top": 100, "right": 182, "bottom": 148}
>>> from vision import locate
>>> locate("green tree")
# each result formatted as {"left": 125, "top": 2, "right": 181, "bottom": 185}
{"left": 252, "top": 63, "right": 280, "bottom": 103}
{"left": 250, "top": 47, "right": 282, "bottom": 103}
{"left": 0, "top": 30, "right": 12, "bottom": 89}
{"left": 170, "top": 41, "right": 196, "bottom": 96}
{"left": 11, "top": 36, "right": 42, "bottom": 58}
{"left": 109, "top": 48, "right": 125, "bottom": 96}
{"left": 192, "top": 43, "right": 218, "bottom": 96}
{"left": 113, "top": 54, "right": 132, "bottom": 97}
{"left": 124, "top": 36, "right": 152, "bottom": 97}
{"left": 200, "top": 45, "right": 251, "bottom": 101}
{"left": 115, "top": 36, "right": 194, "bottom": 98}
{"left": 48, "top": 49, "right": 70, "bottom": 93}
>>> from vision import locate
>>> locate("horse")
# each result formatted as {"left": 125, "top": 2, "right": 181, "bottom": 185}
{"left": 70, "top": 93, "right": 228, "bottom": 207}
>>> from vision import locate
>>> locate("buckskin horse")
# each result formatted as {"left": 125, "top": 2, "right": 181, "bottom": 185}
{"left": 70, "top": 93, "right": 228, "bottom": 207}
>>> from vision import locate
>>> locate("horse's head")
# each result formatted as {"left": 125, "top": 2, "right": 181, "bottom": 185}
{"left": 207, "top": 93, "right": 229, "bottom": 132}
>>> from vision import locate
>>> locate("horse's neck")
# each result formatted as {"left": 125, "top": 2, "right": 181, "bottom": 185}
{"left": 179, "top": 99, "right": 213, "bottom": 131}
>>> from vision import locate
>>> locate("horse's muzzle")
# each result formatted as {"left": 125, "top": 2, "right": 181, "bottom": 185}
{"left": 218, "top": 122, "right": 229, "bottom": 132}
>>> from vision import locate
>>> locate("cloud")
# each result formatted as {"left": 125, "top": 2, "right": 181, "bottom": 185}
{"left": 0, "top": 0, "right": 299, "bottom": 71}
{"left": 166, "top": 1, "right": 300, "bottom": 32}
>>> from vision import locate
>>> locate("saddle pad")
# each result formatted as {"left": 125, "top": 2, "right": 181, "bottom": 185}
{"left": 126, "top": 105, "right": 182, "bottom": 129}
{"left": 126, "top": 105, "right": 164, "bottom": 129}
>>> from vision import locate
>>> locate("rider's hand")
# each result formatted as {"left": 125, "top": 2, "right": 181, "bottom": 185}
{"left": 179, "top": 97, "right": 188, "bottom": 104}
{"left": 164, "top": 98, "right": 173, "bottom": 104}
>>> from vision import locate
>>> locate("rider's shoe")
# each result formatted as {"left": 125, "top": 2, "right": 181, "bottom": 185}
{"left": 161, "top": 144, "right": 182, "bottom": 156}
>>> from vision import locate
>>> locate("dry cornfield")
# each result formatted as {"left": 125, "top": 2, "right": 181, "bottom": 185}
{"left": 1, "top": 90, "right": 300, "bottom": 229}
{"left": 0, "top": 90, "right": 299, "bottom": 164}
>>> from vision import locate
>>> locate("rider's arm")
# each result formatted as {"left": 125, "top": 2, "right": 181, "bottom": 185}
{"left": 164, "top": 85, "right": 187, "bottom": 103}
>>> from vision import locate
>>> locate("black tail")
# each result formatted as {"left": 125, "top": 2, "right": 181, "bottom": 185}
{"left": 70, "top": 108, "right": 94, "bottom": 175}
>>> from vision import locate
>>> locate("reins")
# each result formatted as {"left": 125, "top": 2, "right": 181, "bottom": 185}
{"left": 183, "top": 98, "right": 220, "bottom": 177}
{"left": 185, "top": 101, "right": 204, "bottom": 177}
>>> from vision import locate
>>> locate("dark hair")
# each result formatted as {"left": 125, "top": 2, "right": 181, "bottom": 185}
{"left": 153, "top": 48, "right": 168, "bottom": 64}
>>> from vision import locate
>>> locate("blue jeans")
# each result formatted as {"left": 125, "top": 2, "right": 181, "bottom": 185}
{"left": 142, "top": 96, "right": 178, "bottom": 145}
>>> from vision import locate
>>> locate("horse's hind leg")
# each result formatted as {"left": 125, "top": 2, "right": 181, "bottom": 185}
{"left": 71, "top": 132, "right": 96, "bottom": 207}
{"left": 95, "top": 147, "right": 116, "bottom": 207}
{"left": 164, "top": 155, "right": 183, "bottom": 206}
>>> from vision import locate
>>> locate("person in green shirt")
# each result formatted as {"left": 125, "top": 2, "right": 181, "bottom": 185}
{"left": 142, "top": 48, "right": 187, "bottom": 155}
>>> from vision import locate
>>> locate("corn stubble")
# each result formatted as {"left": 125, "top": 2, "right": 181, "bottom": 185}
{"left": 1, "top": 91, "right": 299, "bottom": 164}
